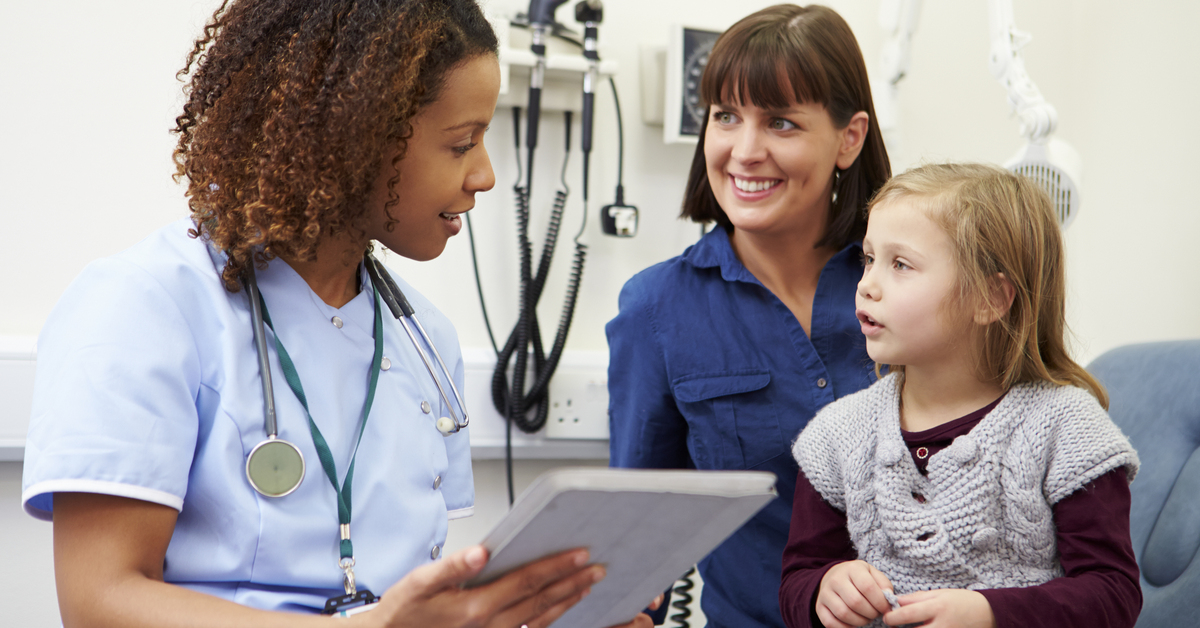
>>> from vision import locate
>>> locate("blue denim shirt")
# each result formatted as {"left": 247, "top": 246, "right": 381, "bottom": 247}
{"left": 607, "top": 227, "right": 875, "bottom": 628}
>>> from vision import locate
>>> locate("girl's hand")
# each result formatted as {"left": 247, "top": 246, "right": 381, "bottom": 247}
{"left": 370, "top": 545, "right": 603, "bottom": 628}
{"left": 606, "top": 612, "right": 656, "bottom": 628}
{"left": 602, "top": 593, "right": 664, "bottom": 628}
{"left": 815, "top": 560, "right": 894, "bottom": 628}
{"left": 884, "top": 589, "right": 996, "bottom": 628}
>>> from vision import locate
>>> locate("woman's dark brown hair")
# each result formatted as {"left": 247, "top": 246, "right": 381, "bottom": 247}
{"left": 173, "top": 0, "right": 498, "bottom": 290}
{"left": 681, "top": 4, "right": 890, "bottom": 248}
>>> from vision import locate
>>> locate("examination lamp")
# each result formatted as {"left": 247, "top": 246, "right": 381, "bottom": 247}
{"left": 988, "top": 0, "right": 1082, "bottom": 227}
{"left": 876, "top": 0, "right": 1082, "bottom": 227}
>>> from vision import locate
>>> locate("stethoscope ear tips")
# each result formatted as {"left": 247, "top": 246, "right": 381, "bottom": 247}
{"left": 436, "top": 416, "right": 458, "bottom": 435}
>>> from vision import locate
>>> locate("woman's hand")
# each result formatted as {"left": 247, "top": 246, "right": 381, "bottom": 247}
{"left": 815, "top": 560, "right": 894, "bottom": 628}
{"left": 368, "top": 545, "right": 606, "bottom": 628}
{"left": 883, "top": 589, "right": 996, "bottom": 628}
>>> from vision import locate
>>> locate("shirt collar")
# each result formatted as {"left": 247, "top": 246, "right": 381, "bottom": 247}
{"left": 681, "top": 226, "right": 863, "bottom": 284}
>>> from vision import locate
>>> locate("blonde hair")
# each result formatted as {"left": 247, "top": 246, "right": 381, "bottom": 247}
{"left": 868, "top": 163, "right": 1108, "bottom": 408}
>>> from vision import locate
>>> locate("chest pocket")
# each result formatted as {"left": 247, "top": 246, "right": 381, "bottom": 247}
{"left": 672, "top": 369, "right": 784, "bottom": 470}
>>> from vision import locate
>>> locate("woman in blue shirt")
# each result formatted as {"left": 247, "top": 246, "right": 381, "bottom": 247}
{"left": 606, "top": 6, "right": 891, "bottom": 627}
{"left": 23, "top": 1, "right": 653, "bottom": 627}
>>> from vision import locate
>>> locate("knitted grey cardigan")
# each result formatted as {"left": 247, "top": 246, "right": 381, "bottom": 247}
{"left": 792, "top": 373, "right": 1138, "bottom": 604}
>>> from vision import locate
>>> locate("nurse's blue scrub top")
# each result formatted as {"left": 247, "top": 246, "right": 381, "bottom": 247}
{"left": 22, "top": 219, "right": 473, "bottom": 613}
{"left": 607, "top": 227, "right": 874, "bottom": 628}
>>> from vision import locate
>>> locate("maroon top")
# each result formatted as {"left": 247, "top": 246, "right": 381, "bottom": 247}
{"left": 779, "top": 397, "right": 1142, "bottom": 628}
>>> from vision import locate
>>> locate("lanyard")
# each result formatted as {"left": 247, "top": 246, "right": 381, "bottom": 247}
{"left": 258, "top": 286, "right": 384, "bottom": 593}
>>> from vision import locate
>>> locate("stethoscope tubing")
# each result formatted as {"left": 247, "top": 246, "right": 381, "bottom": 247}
{"left": 365, "top": 254, "right": 470, "bottom": 433}
{"left": 245, "top": 263, "right": 279, "bottom": 438}
{"left": 410, "top": 314, "right": 469, "bottom": 430}
{"left": 242, "top": 254, "right": 471, "bottom": 499}
{"left": 244, "top": 263, "right": 306, "bottom": 498}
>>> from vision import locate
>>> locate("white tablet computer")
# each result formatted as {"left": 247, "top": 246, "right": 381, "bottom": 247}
{"left": 464, "top": 467, "right": 777, "bottom": 628}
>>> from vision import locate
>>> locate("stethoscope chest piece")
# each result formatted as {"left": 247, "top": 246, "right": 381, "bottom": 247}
{"left": 247, "top": 436, "right": 306, "bottom": 497}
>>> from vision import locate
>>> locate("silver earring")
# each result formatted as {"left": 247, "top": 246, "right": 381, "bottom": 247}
{"left": 832, "top": 169, "right": 841, "bottom": 205}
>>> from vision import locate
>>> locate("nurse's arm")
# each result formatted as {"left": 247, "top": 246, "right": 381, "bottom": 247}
{"left": 54, "top": 492, "right": 647, "bottom": 628}
{"left": 53, "top": 492, "right": 337, "bottom": 627}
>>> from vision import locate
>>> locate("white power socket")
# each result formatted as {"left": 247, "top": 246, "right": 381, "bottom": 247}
{"left": 461, "top": 348, "right": 611, "bottom": 457}
{"left": 545, "top": 367, "right": 609, "bottom": 440}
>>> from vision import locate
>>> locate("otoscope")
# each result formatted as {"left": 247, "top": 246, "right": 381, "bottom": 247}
{"left": 524, "top": 0, "right": 571, "bottom": 183}
{"left": 576, "top": 0, "right": 601, "bottom": 228}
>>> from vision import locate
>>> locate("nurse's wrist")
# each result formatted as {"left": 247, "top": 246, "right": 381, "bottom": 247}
{"left": 328, "top": 610, "right": 379, "bottom": 626}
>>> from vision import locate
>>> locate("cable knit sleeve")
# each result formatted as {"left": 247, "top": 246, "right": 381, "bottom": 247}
{"left": 1042, "top": 386, "right": 1139, "bottom": 505}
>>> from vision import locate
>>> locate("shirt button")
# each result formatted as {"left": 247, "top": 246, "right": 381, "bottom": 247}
{"left": 433, "top": 475, "right": 442, "bottom": 490}
{"left": 331, "top": 316, "right": 343, "bottom": 329}
{"left": 381, "top": 357, "right": 391, "bottom": 371}
{"left": 817, "top": 378, "right": 828, "bottom": 388}
{"left": 431, "top": 544, "right": 441, "bottom": 559}
{"left": 421, "top": 401, "right": 431, "bottom": 414}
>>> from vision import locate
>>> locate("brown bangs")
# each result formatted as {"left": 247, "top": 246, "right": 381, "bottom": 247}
{"left": 680, "top": 4, "right": 890, "bottom": 246}
{"left": 701, "top": 22, "right": 830, "bottom": 111}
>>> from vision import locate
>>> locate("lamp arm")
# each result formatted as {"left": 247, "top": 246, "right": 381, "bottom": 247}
{"left": 987, "top": 0, "right": 1057, "bottom": 142}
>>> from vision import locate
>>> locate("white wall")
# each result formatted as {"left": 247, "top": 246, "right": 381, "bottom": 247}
{"left": 2, "top": 0, "right": 1198, "bottom": 624}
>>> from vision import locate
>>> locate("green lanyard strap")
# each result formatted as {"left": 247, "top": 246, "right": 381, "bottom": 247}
{"left": 259, "top": 287, "right": 384, "bottom": 560}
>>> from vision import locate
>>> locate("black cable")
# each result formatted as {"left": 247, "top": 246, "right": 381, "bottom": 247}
{"left": 492, "top": 112, "right": 587, "bottom": 504}
{"left": 560, "top": 110, "right": 572, "bottom": 195}
{"left": 670, "top": 567, "right": 697, "bottom": 628}
{"left": 506, "top": 401, "right": 514, "bottom": 505}
{"left": 465, "top": 214, "right": 499, "bottom": 356}
{"left": 511, "top": 106, "right": 523, "bottom": 191}
{"left": 577, "top": 151, "right": 590, "bottom": 242}
{"left": 610, "top": 77, "right": 624, "bottom": 189}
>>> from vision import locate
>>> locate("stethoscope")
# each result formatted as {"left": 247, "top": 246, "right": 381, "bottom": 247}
{"left": 243, "top": 253, "right": 471, "bottom": 498}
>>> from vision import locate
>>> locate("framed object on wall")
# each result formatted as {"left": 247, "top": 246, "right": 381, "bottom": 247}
{"left": 664, "top": 25, "right": 721, "bottom": 144}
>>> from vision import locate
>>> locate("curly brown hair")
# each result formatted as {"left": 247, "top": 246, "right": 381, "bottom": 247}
{"left": 173, "top": 0, "right": 498, "bottom": 290}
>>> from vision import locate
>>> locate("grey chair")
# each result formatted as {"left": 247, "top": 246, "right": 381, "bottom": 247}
{"left": 1088, "top": 340, "right": 1200, "bottom": 626}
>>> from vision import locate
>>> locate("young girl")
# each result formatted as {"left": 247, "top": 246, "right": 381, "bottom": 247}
{"left": 779, "top": 163, "right": 1142, "bottom": 628}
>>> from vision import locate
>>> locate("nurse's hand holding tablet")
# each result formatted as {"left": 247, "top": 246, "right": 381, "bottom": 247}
{"left": 22, "top": 1, "right": 655, "bottom": 626}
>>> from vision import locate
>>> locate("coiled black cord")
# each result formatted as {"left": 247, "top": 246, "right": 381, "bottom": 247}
{"left": 670, "top": 567, "right": 697, "bottom": 628}
{"left": 490, "top": 186, "right": 567, "bottom": 431}
{"left": 489, "top": 111, "right": 586, "bottom": 504}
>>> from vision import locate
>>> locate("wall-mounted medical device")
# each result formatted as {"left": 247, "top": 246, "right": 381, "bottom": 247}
{"left": 639, "top": 24, "right": 722, "bottom": 145}
{"left": 491, "top": 9, "right": 618, "bottom": 113}
{"left": 664, "top": 26, "right": 721, "bottom": 144}
{"left": 476, "top": 2, "right": 632, "bottom": 502}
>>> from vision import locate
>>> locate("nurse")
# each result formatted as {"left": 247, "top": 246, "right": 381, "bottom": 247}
{"left": 22, "top": 1, "right": 652, "bottom": 626}
{"left": 606, "top": 5, "right": 890, "bottom": 627}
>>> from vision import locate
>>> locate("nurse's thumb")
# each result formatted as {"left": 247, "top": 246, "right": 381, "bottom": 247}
{"left": 415, "top": 545, "right": 490, "bottom": 592}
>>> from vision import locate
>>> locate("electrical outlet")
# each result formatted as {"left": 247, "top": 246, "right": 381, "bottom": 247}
{"left": 545, "top": 368, "right": 609, "bottom": 440}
